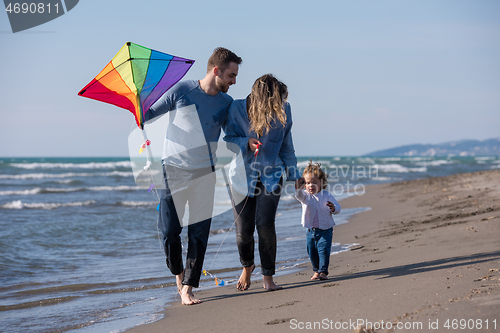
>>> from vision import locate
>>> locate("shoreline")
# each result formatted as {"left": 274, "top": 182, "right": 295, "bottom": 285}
{"left": 126, "top": 169, "right": 500, "bottom": 333}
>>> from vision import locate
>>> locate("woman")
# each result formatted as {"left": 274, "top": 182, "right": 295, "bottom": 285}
{"left": 224, "top": 74, "right": 301, "bottom": 291}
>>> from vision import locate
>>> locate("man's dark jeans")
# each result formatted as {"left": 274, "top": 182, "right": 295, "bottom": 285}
{"left": 158, "top": 165, "right": 214, "bottom": 288}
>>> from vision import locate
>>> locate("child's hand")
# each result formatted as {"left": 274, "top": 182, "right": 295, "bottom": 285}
{"left": 326, "top": 201, "right": 336, "bottom": 213}
{"left": 295, "top": 177, "right": 305, "bottom": 189}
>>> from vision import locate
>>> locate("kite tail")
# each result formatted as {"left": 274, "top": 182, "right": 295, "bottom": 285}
{"left": 141, "top": 129, "right": 154, "bottom": 164}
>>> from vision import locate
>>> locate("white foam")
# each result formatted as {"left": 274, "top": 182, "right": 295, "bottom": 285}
{"left": 371, "top": 177, "right": 393, "bottom": 181}
{"left": 0, "top": 186, "right": 141, "bottom": 196}
{"left": 331, "top": 242, "right": 361, "bottom": 255}
{"left": 0, "top": 200, "right": 95, "bottom": 209}
{"left": 296, "top": 159, "right": 331, "bottom": 168}
{"left": 10, "top": 161, "right": 131, "bottom": 170}
{"left": 214, "top": 199, "right": 232, "bottom": 205}
{"left": 87, "top": 186, "right": 141, "bottom": 192}
{"left": 372, "top": 164, "right": 427, "bottom": 173}
{"left": 0, "top": 188, "right": 43, "bottom": 195}
{"left": 46, "top": 187, "right": 82, "bottom": 193}
{"left": 103, "top": 171, "right": 134, "bottom": 177}
{"left": 280, "top": 194, "right": 296, "bottom": 202}
{"left": 0, "top": 171, "right": 133, "bottom": 180}
{"left": 402, "top": 157, "right": 431, "bottom": 162}
{"left": 117, "top": 201, "right": 157, "bottom": 207}
{"left": 379, "top": 157, "right": 401, "bottom": 162}
{"left": 475, "top": 156, "right": 496, "bottom": 161}
{"left": 356, "top": 157, "right": 375, "bottom": 164}
{"left": 415, "top": 160, "right": 452, "bottom": 167}
{"left": 296, "top": 160, "right": 310, "bottom": 168}
{"left": 409, "top": 166, "right": 428, "bottom": 172}
{"left": 55, "top": 179, "right": 75, "bottom": 184}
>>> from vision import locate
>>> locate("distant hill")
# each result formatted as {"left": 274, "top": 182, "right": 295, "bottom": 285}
{"left": 366, "top": 138, "right": 500, "bottom": 157}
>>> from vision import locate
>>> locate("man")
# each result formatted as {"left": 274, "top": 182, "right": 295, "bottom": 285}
{"left": 143, "top": 47, "right": 242, "bottom": 305}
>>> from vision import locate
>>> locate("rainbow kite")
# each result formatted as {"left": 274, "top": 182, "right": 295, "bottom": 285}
{"left": 78, "top": 42, "right": 194, "bottom": 129}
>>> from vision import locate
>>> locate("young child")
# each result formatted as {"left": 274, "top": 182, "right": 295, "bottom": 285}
{"left": 295, "top": 161, "right": 341, "bottom": 280}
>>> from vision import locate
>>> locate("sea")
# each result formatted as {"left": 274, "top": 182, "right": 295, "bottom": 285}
{"left": 1, "top": 155, "right": 499, "bottom": 333}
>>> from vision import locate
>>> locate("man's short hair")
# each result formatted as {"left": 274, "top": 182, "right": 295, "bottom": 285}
{"left": 207, "top": 47, "right": 242, "bottom": 73}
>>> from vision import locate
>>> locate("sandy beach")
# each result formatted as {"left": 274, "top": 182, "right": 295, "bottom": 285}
{"left": 126, "top": 169, "right": 500, "bottom": 333}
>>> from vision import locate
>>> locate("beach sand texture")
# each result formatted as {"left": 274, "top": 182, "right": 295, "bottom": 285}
{"left": 127, "top": 169, "right": 500, "bottom": 333}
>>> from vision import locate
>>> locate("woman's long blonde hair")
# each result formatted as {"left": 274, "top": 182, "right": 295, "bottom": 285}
{"left": 247, "top": 74, "right": 288, "bottom": 137}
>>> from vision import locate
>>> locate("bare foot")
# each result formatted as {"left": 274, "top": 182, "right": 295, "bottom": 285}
{"left": 319, "top": 273, "right": 328, "bottom": 280}
{"left": 237, "top": 264, "right": 255, "bottom": 291}
{"left": 180, "top": 285, "right": 201, "bottom": 305}
{"left": 176, "top": 272, "right": 184, "bottom": 294}
{"left": 263, "top": 275, "right": 282, "bottom": 291}
{"left": 311, "top": 272, "right": 320, "bottom": 280}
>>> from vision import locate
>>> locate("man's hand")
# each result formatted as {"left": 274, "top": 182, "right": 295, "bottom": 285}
{"left": 248, "top": 138, "right": 262, "bottom": 152}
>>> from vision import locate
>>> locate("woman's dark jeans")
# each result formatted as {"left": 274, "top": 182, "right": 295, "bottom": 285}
{"left": 233, "top": 178, "right": 282, "bottom": 276}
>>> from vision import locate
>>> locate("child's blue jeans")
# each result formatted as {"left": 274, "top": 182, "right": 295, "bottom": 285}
{"left": 306, "top": 227, "right": 333, "bottom": 275}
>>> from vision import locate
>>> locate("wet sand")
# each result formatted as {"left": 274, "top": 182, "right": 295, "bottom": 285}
{"left": 127, "top": 169, "right": 500, "bottom": 332}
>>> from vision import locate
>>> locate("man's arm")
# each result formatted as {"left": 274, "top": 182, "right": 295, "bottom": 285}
{"left": 143, "top": 88, "right": 178, "bottom": 123}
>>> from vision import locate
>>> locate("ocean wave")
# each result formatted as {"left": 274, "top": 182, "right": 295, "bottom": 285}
{"left": 331, "top": 243, "right": 360, "bottom": 255}
{"left": 371, "top": 176, "right": 394, "bottom": 182}
{"left": 475, "top": 156, "right": 496, "bottom": 161}
{"left": 0, "top": 186, "right": 141, "bottom": 196}
{"left": 402, "top": 157, "right": 432, "bottom": 161}
{"left": 296, "top": 160, "right": 309, "bottom": 168}
{"left": 0, "top": 188, "right": 44, "bottom": 195}
{"left": 0, "top": 200, "right": 95, "bottom": 210}
{"left": 371, "top": 164, "right": 427, "bottom": 173}
{"left": 378, "top": 157, "right": 401, "bottom": 162}
{"left": 210, "top": 228, "right": 232, "bottom": 235}
{"left": 297, "top": 159, "right": 332, "bottom": 168}
{"left": 356, "top": 157, "right": 375, "bottom": 164}
{"left": 116, "top": 201, "right": 158, "bottom": 207}
{"left": 415, "top": 160, "right": 452, "bottom": 167}
{"left": 10, "top": 161, "right": 131, "bottom": 170}
{"left": 87, "top": 186, "right": 141, "bottom": 192}
{"left": 0, "top": 187, "right": 81, "bottom": 195}
{"left": 55, "top": 179, "right": 80, "bottom": 184}
{"left": 280, "top": 194, "right": 296, "bottom": 202}
{"left": 214, "top": 199, "right": 232, "bottom": 205}
{"left": 0, "top": 171, "right": 133, "bottom": 180}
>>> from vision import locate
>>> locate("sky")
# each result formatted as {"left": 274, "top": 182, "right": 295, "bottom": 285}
{"left": 1, "top": 0, "right": 499, "bottom": 157}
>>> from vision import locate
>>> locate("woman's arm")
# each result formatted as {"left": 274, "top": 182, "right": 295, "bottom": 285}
{"left": 279, "top": 103, "right": 301, "bottom": 181}
{"left": 223, "top": 100, "right": 251, "bottom": 154}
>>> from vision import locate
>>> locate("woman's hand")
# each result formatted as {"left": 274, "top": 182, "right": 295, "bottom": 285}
{"left": 248, "top": 138, "right": 262, "bottom": 152}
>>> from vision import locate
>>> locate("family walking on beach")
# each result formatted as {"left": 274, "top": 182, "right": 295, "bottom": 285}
{"left": 143, "top": 47, "right": 341, "bottom": 305}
